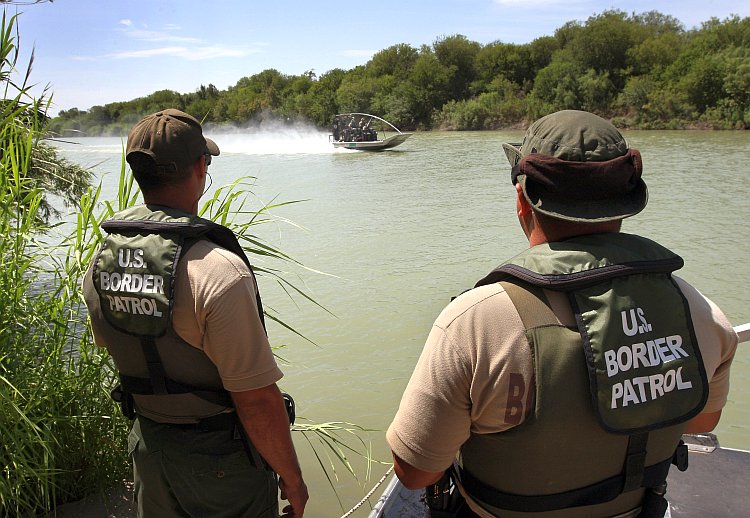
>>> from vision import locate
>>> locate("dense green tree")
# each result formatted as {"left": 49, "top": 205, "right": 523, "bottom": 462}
{"left": 367, "top": 43, "right": 419, "bottom": 78}
{"left": 523, "top": 36, "right": 559, "bottom": 85}
{"left": 48, "top": 12, "right": 750, "bottom": 132}
{"left": 631, "top": 11, "right": 684, "bottom": 36}
{"left": 335, "top": 66, "right": 375, "bottom": 114}
{"left": 432, "top": 34, "right": 481, "bottom": 100}
{"left": 565, "top": 10, "right": 637, "bottom": 90}
{"left": 578, "top": 69, "right": 617, "bottom": 113}
{"left": 626, "top": 32, "right": 683, "bottom": 77}
{"left": 530, "top": 60, "right": 583, "bottom": 113}
{"left": 719, "top": 48, "right": 750, "bottom": 125}
{"left": 473, "top": 41, "right": 527, "bottom": 92}
{"left": 617, "top": 75, "right": 656, "bottom": 116}
{"left": 694, "top": 15, "right": 750, "bottom": 51}
{"left": 400, "top": 47, "right": 452, "bottom": 128}
{"left": 678, "top": 55, "right": 727, "bottom": 112}
{"left": 553, "top": 20, "right": 583, "bottom": 49}
{"left": 303, "top": 68, "right": 345, "bottom": 126}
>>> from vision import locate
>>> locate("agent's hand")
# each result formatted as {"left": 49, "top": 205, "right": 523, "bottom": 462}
{"left": 279, "top": 476, "right": 308, "bottom": 517}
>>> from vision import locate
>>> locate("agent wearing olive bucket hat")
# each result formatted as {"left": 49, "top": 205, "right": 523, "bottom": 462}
{"left": 387, "top": 110, "right": 737, "bottom": 517}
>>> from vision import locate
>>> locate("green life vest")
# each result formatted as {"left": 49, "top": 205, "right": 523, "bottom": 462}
{"left": 459, "top": 233, "right": 707, "bottom": 515}
{"left": 89, "top": 205, "right": 266, "bottom": 420}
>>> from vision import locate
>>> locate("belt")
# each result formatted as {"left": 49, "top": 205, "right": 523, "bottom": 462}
{"left": 139, "top": 412, "right": 237, "bottom": 431}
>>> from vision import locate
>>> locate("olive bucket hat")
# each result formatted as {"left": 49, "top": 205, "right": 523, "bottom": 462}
{"left": 126, "top": 109, "right": 219, "bottom": 172}
{"left": 502, "top": 110, "right": 648, "bottom": 223}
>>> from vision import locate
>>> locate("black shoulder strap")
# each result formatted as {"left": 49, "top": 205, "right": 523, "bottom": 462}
{"left": 623, "top": 432, "right": 648, "bottom": 492}
{"left": 140, "top": 337, "right": 168, "bottom": 395}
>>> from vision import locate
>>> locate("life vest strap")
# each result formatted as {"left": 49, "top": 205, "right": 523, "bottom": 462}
{"left": 119, "top": 374, "right": 232, "bottom": 407}
{"left": 141, "top": 337, "right": 168, "bottom": 395}
{"left": 499, "top": 280, "right": 556, "bottom": 329}
{"left": 623, "top": 432, "right": 648, "bottom": 492}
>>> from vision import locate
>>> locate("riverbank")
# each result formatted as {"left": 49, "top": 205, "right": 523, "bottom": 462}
{"left": 54, "top": 117, "right": 749, "bottom": 139}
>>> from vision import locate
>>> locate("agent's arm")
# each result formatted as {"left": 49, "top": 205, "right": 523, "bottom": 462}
{"left": 684, "top": 410, "right": 722, "bottom": 433}
{"left": 232, "top": 384, "right": 308, "bottom": 518}
{"left": 392, "top": 453, "right": 445, "bottom": 490}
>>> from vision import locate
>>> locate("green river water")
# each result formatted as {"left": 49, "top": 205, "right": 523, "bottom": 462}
{"left": 54, "top": 128, "right": 749, "bottom": 517}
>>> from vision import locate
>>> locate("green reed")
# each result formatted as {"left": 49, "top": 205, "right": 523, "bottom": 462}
{"left": 0, "top": 12, "right": 130, "bottom": 514}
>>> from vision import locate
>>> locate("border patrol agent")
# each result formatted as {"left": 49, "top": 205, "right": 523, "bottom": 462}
{"left": 82, "top": 109, "right": 308, "bottom": 517}
{"left": 386, "top": 110, "right": 737, "bottom": 517}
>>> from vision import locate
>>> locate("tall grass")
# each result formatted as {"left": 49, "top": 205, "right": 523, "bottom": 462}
{"left": 0, "top": 11, "right": 131, "bottom": 515}
{"left": 1, "top": 11, "right": 377, "bottom": 516}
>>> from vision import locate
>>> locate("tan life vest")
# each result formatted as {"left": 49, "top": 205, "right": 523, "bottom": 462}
{"left": 83, "top": 205, "right": 266, "bottom": 424}
{"left": 459, "top": 233, "right": 707, "bottom": 516}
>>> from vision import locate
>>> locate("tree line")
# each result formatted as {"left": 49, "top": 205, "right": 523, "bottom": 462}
{"left": 48, "top": 10, "right": 750, "bottom": 136}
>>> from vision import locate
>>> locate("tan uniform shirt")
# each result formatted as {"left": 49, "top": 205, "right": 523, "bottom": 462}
{"left": 387, "top": 276, "right": 737, "bottom": 476}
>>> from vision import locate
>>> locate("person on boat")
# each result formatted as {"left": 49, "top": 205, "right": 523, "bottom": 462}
{"left": 363, "top": 120, "right": 376, "bottom": 141}
{"left": 386, "top": 110, "right": 738, "bottom": 517}
{"left": 332, "top": 117, "right": 341, "bottom": 142}
{"left": 82, "top": 109, "right": 308, "bottom": 518}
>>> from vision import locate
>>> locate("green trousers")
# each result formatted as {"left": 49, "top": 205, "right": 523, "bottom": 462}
{"left": 129, "top": 417, "right": 278, "bottom": 518}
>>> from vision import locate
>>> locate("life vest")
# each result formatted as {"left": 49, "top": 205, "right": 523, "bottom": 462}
{"left": 459, "top": 233, "right": 708, "bottom": 516}
{"left": 84, "top": 205, "right": 266, "bottom": 423}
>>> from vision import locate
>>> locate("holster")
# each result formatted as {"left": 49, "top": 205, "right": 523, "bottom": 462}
{"left": 424, "top": 469, "right": 466, "bottom": 517}
{"left": 637, "top": 482, "right": 669, "bottom": 518}
{"left": 110, "top": 384, "right": 135, "bottom": 420}
{"left": 282, "top": 392, "right": 296, "bottom": 425}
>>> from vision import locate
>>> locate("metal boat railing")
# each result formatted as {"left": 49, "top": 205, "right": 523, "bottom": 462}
{"left": 734, "top": 322, "right": 750, "bottom": 343}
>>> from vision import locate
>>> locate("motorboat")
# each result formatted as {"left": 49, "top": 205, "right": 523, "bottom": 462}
{"left": 330, "top": 113, "right": 412, "bottom": 151}
{"left": 367, "top": 322, "right": 750, "bottom": 518}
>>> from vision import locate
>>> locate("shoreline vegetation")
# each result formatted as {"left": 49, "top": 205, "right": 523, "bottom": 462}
{"left": 48, "top": 10, "right": 750, "bottom": 136}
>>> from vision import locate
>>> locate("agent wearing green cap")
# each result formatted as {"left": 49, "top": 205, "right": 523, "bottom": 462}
{"left": 386, "top": 110, "right": 737, "bottom": 517}
{"left": 82, "top": 109, "right": 307, "bottom": 517}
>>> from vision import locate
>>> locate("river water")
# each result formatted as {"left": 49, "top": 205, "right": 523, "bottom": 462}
{"left": 53, "top": 128, "right": 749, "bottom": 517}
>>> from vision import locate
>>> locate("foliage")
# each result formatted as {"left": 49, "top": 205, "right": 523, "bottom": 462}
{"left": 0, "top": 11, "right": 129, "bottom": 515}
{"left": 47, "top": 11, "right": 750, "bottom": 132}
{"left": 30, "top": 141, "right": 93, "bottom": 221}
{"left": 0, "top": 9, "right": 92, "bottom": 224}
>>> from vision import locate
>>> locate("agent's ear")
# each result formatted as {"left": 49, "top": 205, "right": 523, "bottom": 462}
{"left": 516, "top": 183, "right": 532, "bottom": 217}
{"left": 194, "top": 155, "right": 207, "bottom": 181}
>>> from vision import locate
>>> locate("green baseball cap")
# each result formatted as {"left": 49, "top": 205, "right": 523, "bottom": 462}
{"left": 501, "top": 110, "right": 648, "bottom": 222}
{"left": 126, "top": 109, "right": 219, "bottom": 172}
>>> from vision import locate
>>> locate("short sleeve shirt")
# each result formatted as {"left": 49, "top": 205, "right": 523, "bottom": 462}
{"left": 171, "top": 239, "right": 283, "bottom": 392}
{"left": 386, "top": 276, "right": 737, "bottom": 474}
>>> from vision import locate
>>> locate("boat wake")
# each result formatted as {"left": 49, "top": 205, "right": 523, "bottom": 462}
{"left": 208, "top": 124, "right": 334, "bottom": 155}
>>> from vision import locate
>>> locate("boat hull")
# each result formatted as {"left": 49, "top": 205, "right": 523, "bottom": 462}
{"left": 332, "top": 133, "right": 412, "bottom": 151}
